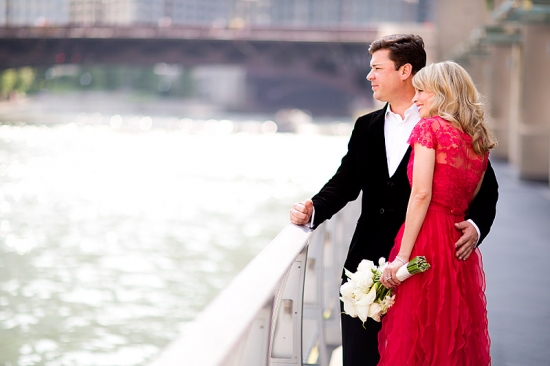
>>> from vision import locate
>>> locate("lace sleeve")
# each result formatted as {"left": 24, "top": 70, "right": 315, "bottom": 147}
{"left": 408, "top": 118, "right": 437, "bottom": 149}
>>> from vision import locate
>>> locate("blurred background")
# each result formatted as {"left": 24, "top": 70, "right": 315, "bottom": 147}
{"left": 0, "top": 0, "right": 548, "bottom": 365}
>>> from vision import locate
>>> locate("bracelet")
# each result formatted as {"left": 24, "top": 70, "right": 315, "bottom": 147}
{"left": 395, "top": 256, "right": 407, "bottom": 265}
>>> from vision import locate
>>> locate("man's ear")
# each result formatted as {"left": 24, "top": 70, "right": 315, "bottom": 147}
{"left": 400, "top": 63, "right": 413, "bottom": 80}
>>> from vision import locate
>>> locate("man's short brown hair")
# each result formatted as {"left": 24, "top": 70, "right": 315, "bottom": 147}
{"left": 368, "top": 34, "right": 426, "bottom": 75}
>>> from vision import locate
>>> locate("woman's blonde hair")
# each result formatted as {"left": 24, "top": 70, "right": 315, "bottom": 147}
{"left": 412, "top": 61, "right": 497, "bottom": 155}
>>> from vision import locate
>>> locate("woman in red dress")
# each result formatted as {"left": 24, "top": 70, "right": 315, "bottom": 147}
{"left": 378, "top": 61, "right": 497, "bottom": 365}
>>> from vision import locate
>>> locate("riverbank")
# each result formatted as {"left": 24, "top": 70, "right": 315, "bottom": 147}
{"left": 0, "top": 91, "right": 356, "bottom": 135}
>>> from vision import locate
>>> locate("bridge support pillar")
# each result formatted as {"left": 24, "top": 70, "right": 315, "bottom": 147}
{"left": 485, "top": 46, "right": 513, "bottom": 161}
{"left": 514, "top": 24, "right": 550, "bottom": 181}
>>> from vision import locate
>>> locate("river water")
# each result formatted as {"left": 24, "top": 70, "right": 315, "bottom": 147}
{"left": 0, "top": 94, "right": 352, "bottom": 366}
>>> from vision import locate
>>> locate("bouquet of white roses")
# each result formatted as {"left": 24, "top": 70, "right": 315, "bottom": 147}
{"left": 339, "top": 256, "right": 430, "bottom": 323}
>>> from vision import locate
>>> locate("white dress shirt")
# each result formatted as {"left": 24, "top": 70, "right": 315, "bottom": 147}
{"left": 384, "top": 104, "right": 420, "bottom": 177}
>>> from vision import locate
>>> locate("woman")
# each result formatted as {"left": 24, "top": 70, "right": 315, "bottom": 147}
{"left": 378, "top": 61, "right": 496, "bottom": 365}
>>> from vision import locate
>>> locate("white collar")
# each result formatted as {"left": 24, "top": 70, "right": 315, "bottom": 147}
{"left": 385, "top": 104, "right": 419, "bottom": 119}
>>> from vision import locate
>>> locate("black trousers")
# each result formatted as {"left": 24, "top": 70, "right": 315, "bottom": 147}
{"left": 340, "top": 289, "right": 382, "bottom": 366}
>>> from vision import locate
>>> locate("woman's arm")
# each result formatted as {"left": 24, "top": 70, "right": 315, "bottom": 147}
{"left": 398, "top": 143, "right": 435, "bottom": 260}
{"left": 381, "top": 143, "right": 435, "bottom": 287}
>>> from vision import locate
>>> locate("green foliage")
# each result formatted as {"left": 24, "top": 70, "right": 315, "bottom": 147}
{"left": 131, "top": 67, "right": 160, "bottom": 92}
{"left": 16, "top": 67, "right": 35, "bottom": 92}
{"left": 0, "top": 69, "right": 18, "bottom": 95}
{"left": 0, "top": 64, "right": 198, "bottom": 99}
{"left": 0, "top": 67, "right": 37, "bottom": 98}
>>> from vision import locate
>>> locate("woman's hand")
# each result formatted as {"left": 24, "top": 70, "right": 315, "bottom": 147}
{"left": 380, "top": 259, "right": 405, "bottom": 289}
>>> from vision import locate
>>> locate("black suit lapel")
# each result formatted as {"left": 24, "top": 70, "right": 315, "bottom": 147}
{"left": 369, "top": 109, "right": 390, "bottom": 179}
{"left": 394, "top": 145, "right": 412, "bottom": 177}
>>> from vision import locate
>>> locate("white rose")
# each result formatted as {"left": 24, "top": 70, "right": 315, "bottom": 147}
{"left": 357, "top": 259, "right": 376, "bottom": 273}
{"left": 340, "top": 296, "right": 358, "bottom": 318}
{"left": 351, "top": 270, "right": 374, "bottom": 292}
{"left": 339, "top": 281, "right": 355, "bottom": 298}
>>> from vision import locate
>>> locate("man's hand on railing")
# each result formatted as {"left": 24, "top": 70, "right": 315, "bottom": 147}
{"left": 290, "top": 199, "right": 313, "bottom": 226}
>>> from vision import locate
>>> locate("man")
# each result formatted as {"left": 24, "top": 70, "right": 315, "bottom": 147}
{"left": 290, "top": 34, "right": 498, "bottom": 366}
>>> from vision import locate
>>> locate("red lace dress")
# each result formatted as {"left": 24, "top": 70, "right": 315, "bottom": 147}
{"left": 377, "top": 116, "right": 491, "bottom": 365}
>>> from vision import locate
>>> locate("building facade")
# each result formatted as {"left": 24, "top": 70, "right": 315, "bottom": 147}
{"left": 0, "top": 0, "right": 433, "bottom": 27}
{"left": 0, "top": 0, "right": 69, "bottom": 25}
{"left": 69, "top": 0, "right": 232, "bottom": 26}
{"left": 69, "top": 0, "right": 160, "bottom": 25}
{"left": 266, "top": 0, "right": 431, "bottom": 27}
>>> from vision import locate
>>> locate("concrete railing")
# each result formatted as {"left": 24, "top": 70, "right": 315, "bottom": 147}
{"left": 149, "top": 198, "right": 360, "bottom": 366}
{"left": 0, "top": 25, "right": 377, "bottom": 43}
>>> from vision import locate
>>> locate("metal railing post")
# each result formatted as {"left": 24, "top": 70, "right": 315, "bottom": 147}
{"left": 270, "top": 246, "right": 308, "bottom": 364}
{"left": 302, "top": 225, "right": 328, "bottom": 366}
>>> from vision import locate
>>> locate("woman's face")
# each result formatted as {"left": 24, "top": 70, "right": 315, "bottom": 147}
{"left": 413, "top": 88, "right": 435, "bottom": 119}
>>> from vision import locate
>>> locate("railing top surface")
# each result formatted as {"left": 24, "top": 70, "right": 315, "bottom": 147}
{"left": 0, "top": 25, "right": 378, "bottom": 43}
{"left": 150, "top": 223, "right": 313, "bottom": 366}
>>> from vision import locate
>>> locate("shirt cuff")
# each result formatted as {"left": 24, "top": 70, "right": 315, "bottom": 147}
{"left": 305, "top": 207, "right": 315, "bottom": 229}
{"left": 467, "top": 219, "right": 481, "bottom": 247}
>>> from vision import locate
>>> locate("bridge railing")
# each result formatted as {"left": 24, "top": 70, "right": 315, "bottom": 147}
{"left": 0, "top": 25, "right": 377, "bottom": 43}
{"left": 149, "top": 198, "right": 360, "bottom": 366}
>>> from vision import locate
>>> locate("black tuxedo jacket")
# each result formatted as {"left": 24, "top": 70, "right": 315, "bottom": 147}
{"left": 311, "top": 107, "right": 499, "bottom": 274}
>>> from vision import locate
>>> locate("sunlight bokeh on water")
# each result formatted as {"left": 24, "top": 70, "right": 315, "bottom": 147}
{"left": 0, "top": 116, "right": 350, "bottom": 365}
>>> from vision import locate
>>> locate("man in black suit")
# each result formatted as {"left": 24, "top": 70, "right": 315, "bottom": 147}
{"left": 290, "top": 34, "right": 498, "bottom": 366}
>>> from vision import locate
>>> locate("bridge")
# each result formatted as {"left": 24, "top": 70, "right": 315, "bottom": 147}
{"left": 0, "top": 25, "right": 377, "bottom": 66}
{"left": 0, "top": 25, "right": 379, "bottom": 115}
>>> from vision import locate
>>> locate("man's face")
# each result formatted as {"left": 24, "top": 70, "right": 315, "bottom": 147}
{"left": 366, "top": 49, "right": 405, "bottom": 103}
